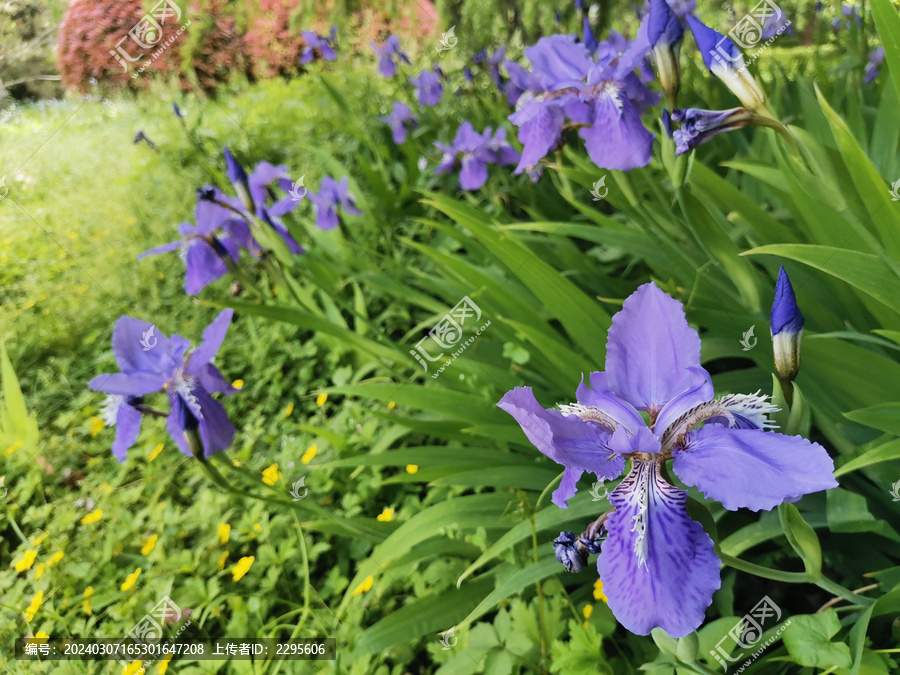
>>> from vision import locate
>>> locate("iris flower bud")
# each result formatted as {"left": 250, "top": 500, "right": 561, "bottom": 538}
{"left": 771, "top": 266, "right": 804, "bottom": 383}
{"left": 224, "top": 147, "right": 254, "bottom": 214}
{"left": 648, "top": 0, "right": 684, "bottom": 109}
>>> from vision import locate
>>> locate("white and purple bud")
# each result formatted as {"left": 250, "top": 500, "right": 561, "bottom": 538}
{"left": 770, "top": 266, "right": 804, "bottom": 383}
{"left": 669, "top": 107, "right": 752, "bottom": 154}
{"left": 224, "top": 147, "right": 254, "bottom": 214}
{"left": 648, "top": 0, "right": 684, "bottom": 109}
{"left": 686, "top": 15, "right": 769, "bottom": 116}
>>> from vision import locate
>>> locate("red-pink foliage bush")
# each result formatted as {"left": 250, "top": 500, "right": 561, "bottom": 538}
{"left": 243, "top": 0, "right": 306, "bottom": 79}
{"left": 56, "top": 0, "right": 248, "bottom": 94}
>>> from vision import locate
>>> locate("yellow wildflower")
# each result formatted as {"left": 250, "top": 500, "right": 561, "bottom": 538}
{"left": 388, "top": 401, "right": 396, "bottom": 410}
{"left": 253, "top": 523, "right": 261, "bottom": 533}
{"left": 6, "top": 440, "right": 24, "bottom": 455}
{"left": 262, "top": 463, "right": 281, "bottom": 486}
{"left": 34, "top": 631, "right": 49, "bottom": 639}
{"left": 218, "top": 523, "right": 230, "bottom": 545}
{"left": 300, "top": 444, "right": 317, "bottom": 464}
{"left": 14, "top": 549, "right": 37, "bottom": 572}
{"left": 141, "top": 534, "right": 158, "bottom": 555}
{"left": 34, "top": 563, "right": 46, "bottom": 579}
{"left": 81, "top": 509, "right": 103, "bottom": 525}
{"left": 47, "top": 551, "right": 64, "bottom": 566}
{"left": 148, "top": 443, "right": 164, "bottom": 461}
{"left": 123, "top": 661, "right": 144, "bottom": 675}
{"left": 376, "top": 507, "right": 394, "bottom": 522}
{"left": 24, "top": 590, "right": 43, "bottom": 621}
{"left": 217, "top": 551, "right": 229, "bottom": 571}
{"left": 353, "top": 575, "right": 374, "bottom": 596}
{"left": 284, "top": 402, "right": 294, "bottom": 417}
{"left": 88, "top": 417, "right": 105, "bottom": 437}
{"left": 232, "top": 556, "right": 254, "bottom": 581}
{"left": 232, "top": 379, "right": 244, "bottom": 390}
{"left": 83, "top": 586, "right": 94, "bottom": 615}
{"left": 582, "top": 604, "right": 593, "bottom": 619}
{"left": 31, "top": 532, "right": 49, "bottom": 547}
{"left": 121, "top": 568, "right": 142, "bottom": 591}
{"left": 593, "top": 579, "right": 608, "bottom": 603}
{"left": 406, "top": 465, "right": 418, "bottom": 474}
{"left": 316, "top": 393, "right": 327, "bottom": 406}
{"left": 158, "top": 652, "right": 174, "bottom": 673}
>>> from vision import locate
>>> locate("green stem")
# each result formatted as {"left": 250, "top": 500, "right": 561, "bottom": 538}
{"left": 719, "top": 552, "right": 811, "bottom": 583}
{"left": 815, "top": 576, "right": 876, "bottom": 607}
{"left": 535, "top": 472, "right": 563, "bottom": 511}
{"left": 530, "top": 514, "right": 549, "bottom": 671}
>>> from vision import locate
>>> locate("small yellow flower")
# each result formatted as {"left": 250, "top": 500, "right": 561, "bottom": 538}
{"left": 24, "top": 590, "right": 43, "bottom": 621}
{"left": 6, "top": 440, "right": 24, "bottom": 456}
{"left": 352, "top": 575, "right": 374, "bottom": 596}
{"left": 47, "top": 551, "right": 64, "bottom": 566}
{"left": 34, "top": 563, "right": 46, "bottom": 579}
{"left": 253, "top": 523, "right": 261, "bottom": 533}
{"left": 88, "top": 416, "right": 105, "bottom": 437}
{"left": 376, "top": 507, "right": 394, "bottom": 522}
{"left": 316, "top": 392, "right": 327, "bottom": 406}
{"left": 582, "top": 604, "right": 593, "bottom": 619}
{"left": 121, "top": 568, "right": 142, "bottom": 592}
{"left": 34, "top": 631, "right": 49, "bottom": 639}
{"left": 141, "top": 534, "right": 159, "bottom": 555}
{"left": 158, "top": 652, "right": 174, "bottom": 674}
{"left": 123, "top": 661, "right": 144, "bottom": 675}
{"left": 405, "top": 464, "right": 418, "bottom": 474}
{"left": 262, "top": 463, "right": 281, "bottom": 486}
{"left": 217, "top": 551, "right": 229, "bottom": 571}
{"left": 232, "top": 379, "right": 244, "bottom": 390}
{"left": 148, "top": 443, "right": 164, "bottom": 461}
{"left": 388, "top": 401, "right": 396, "bottom": 410}
{"left": 14, "top": 549, "right": 38, "bottom": 572}
{"left": 301, "top": 444, "right": 317, "bottom": 464}
{"left": 232, "top": 556, "right": 254, "bottom": 581}
{"left": 218, "top": 523, "right": 230, "bottom": 545}
{"left": 84, "top": 586, "right": 94, "bottom": 599}
{"left": 81, "top": 509, "right": 103, "bottom": 525}
{"left": 284, "top": 402, "right": 294, "bottom": 417}
{"left": 83, "top": 586, "right": 94, "bottom": 616}
{"left": 31, "top": 532, "right": 49, "bottom": 547}
{"left": 593, "top": 579, "right": 608, "bottom": 603}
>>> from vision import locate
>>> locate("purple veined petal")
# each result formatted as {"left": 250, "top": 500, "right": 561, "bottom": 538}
{"left": 621, "top": 72, "right": 662, "bottom": 111}
{"left": 320, "top": 45, "right": 336, "bottom": 61}
{"left": 195, "top": 363, "right": 237, "bottom": 396}
{"left": 109, "top": 316, "right": 175, "bottom": 374}
{"left": 598, "top": 457, "right": 721, "bottom": 637}
{"left": 112, "top": 399, "right": 143, "bottom": 462}
{"left": 195, "top": 198, "right": 239, "bottom": 236}
{"left": 259, "top": 208, "right": 306, "bottom": 253}
{"left": 654, "top": 371, "right": 714, "bottom": 434}
{"left": 315, "top": 205, "right": 340, "bottom": 231}
{"left": 222, "top": 218, "right": 253, "bottom": 250}
{"left": 579, "top": 87, "right": 654, "bottom": 171}
{"left": 524, "top": 35, "right": 593, "bottom": 89}
{"left": 269, "top": 195, "right": 301, "bottom": 218}
{"left": 166, "top": 397, "right": 193, "bottom": 457}
{"left": 188, "top": 309, "right": 234, "bottom": 370}
{"left": 459, "top": 154, "right": 489, "bottom": 190}
{"left": 184, "top": 239, "right": 229, "bottom": 296}
{"left": 88, "top": 371, "right": 166, "bottom": 396}
{"left": 673, "top": 426, "right": 838, "bottom": 512}
{"left": 608, "top": 425, "right": 661, "bottom": 455}
{"left": 555, "top": 467, "right": 584, "bottom": 509}
{"left": 300, "top": 48, "right": 314, "bottom": 64}
{"left": 510, "top": 99, "right": 566, "bottom": 174}
{"left": 575, "top": 372, "right": 645, "bottom": 433}
{"left": 605, "top": 282, "right": 703, "bottom": 412}
{"left": 194, "top": 387, "right": 237, "bottom": 457}
{"left": 503, "top": 60, "right": 543, "bottom": 92}
{"left": 497, "top": 387, "right": 626, "bottom": 507}
{"left": 138, "top": 240, "right": 181, "bottom": 260}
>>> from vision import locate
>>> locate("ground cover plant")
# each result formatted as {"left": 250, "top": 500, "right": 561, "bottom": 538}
{"left": 2, "top": 0, "right": 900, "bottom": 673}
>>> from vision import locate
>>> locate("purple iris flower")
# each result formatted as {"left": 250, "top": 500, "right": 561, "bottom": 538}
{"left": 380, "top": 102, "right": 418, "bottom": 144}
{"left": 89, "top": 310, "right": 238, "bottom": 461}
{"left": 434, "top": 121, "right": 520, "bottom": 191}
{"left": 686, "top": 15, "right": 768, "bottom": 114}
{"left": 371, "top": 35, "right": 409, "bottom": 78}
{"left": 507, "top": 34, "right": 658, "bottom": 174}
{"left": 498, "top": 283, "right": 836, "bottom": 637}
{"left": 865, "top": 46, "right": 885, "bottom": 83}
{"left": 301, "top": 26, "right": 337, "bottom": 63}
{"left": 761, "top": 12, "right": 793, "bottom": 40}
{"left": 221, "top": 148, "right": 305, "bottom": 254}
{"left": 669, "top": 106, "right": 752, "bottom": 154}
{"left": 308, "top": 176, "right": 361, "bottom": 230}
{"left": 409, "top": 69, "right": 443, "bottom": 107}
{"left": 139, "top": 197, "right": 248, "bottom": 296}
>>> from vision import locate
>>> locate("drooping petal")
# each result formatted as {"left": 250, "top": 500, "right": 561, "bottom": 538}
{"left": 579, "top": 87, "right": 654, "bottom": 171}
{"left": 498, "top": 387, "right": 625, "bottom": 506}
{"left": 510, "top": 99, "right": 566, "bottom": 174}
{"left": 189, "top": 309, "right": 233, "bottom": 370}
{"left": 605, "top": 282, "right": 704, "bottom": 412}
{"left": 598, "top": 458, "right": 721, "bottom": 637}
{"left": 459, "top": 155, "right": 488, "bottom": 190}
{"left": 194, "top": 387, "right": 237, "bottom": 457}
{"left": 138, "top": 240, "right": 182, "bottom": 259}
{"left": 88, "top": 372, "right": 166, "bottom": 396}
{"left": 112, "top": 400, "right": 143, "bottom": 462}
{"left": 524, "top": 35, "right": 593, "bottom": 88}
{"left": 672, "top": 426, "right": 838, "bottom": 512}
{"left": 184, "top": 239, "right": 229, "bottom": 296}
